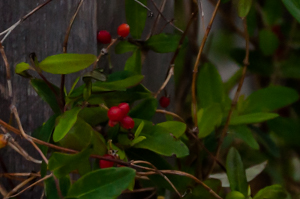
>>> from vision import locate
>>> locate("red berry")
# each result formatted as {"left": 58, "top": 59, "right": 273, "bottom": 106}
{"left": 117, "top": 24, "right": 130, "bottom": 38}
{"left": 120, "top": 116, "right": 135, "bottom": 129}
{"left": 99, "top": 154, "right": 115, "bottom": 168}
{"left": 97, "top": 30, "right": 112, "bottom": 44}
{"left": 108, "top": 120, "right": 118, "bottom": 127}
{"left": 159, "top": 96, "right": 170, "bottom": 108}
{"left": 118, "top": 103, "right": 130, "bottom": 116}
{"left": 107, "top": 106, "right": 124, "bottom": 121}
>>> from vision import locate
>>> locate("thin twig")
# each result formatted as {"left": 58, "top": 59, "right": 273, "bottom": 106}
{"left": 0, "top": 183, "right": 8, "bottom": 197}
{"left": 93, "top": 38, "right": 118, "bottom": 69}
{"left": 0, "top": 173, "right": 40, "bottom": 178}
{"left": 6, "top": 174, "right": 53, "bottom": 199}
{"left": 0, "top": 42, "right": 12, "bottom": 98}
{"left": 122, "top": 187, "right": 156, "bottom": 194}
{"left": 148, "top": 0, "right": 167, "bottom": 37}
{"left": 207, "top": 18, "right": 250, "bottom": 178}
{"left": 155, "top": 109, "right": 185, "bottom": 122}
{"left": 4, "top": 176, "right": 36, "bottom": 199}
{"left": 191, "top": 0, "right": 221, "bottom": 126}
{"left": 154, "top": 11, "right": 198, "bottom": 98}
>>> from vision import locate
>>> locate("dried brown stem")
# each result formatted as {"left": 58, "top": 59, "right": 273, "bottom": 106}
{"left": 208, "top": 18, "right": 250, "bottom": 178}
{"left": 155, "top": 109, "right": 185, "bottom": 122}
{"left": 0, "top": 42, "right": 12, "bottom": 98}
{"left": 122, "top": 187, "right": 156, "bottom": 194}
{"left": 4, "top": 176, "right": 36, "bottom": 199}
{"left": 6, "top": 174, "right": 53, "bottom": 199}
{"left": 93, "top": 38, "right": 118, "bottom": 69}
{"left": 148, "top": 0, "right": 167, "bottom": 37}
{"left": 191, "top": 0, "right": 221, "bottom": 127}
{"left": 0, "top": 183, "right": 8, "bottom": 197}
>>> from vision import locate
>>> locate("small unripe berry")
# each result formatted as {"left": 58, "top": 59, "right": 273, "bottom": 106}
{"left": 159, "top": 96, "right": 170, "bottom": 108}
{"left": 0, "top": 134, "right": 7, "bottom": 149}
{"left": 107, "top": 106, "right": 124, "bottom": 121}
{"left": 117, "top": 24, "right": 130, "bottom": 38}
{"left": 97, "top": 30, "right": 112, "bottom": 44}
{"left": 121, "top": 116, "right": 135, "bottom": 129}
{"left": 118, "top": 103, "right": 130, "bottom": 116}
{"left": 99, "top": 154, "right": 115, "bottom": 168}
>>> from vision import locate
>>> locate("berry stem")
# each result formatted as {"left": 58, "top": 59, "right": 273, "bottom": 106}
{"left": 93, "top": 38, "right": 119, "bottom": 69}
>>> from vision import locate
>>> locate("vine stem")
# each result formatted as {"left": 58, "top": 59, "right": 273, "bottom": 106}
{"left": 154, "top": 10, "right": 198, "bottom": 98}
{"left": 206, "top": 18, "right": 250, "bottom": 179}
{"left": 155, "top": 109, "right": 185, "bottom": 122}
{"left": 93, "top": 38, "right": 119, "bottom": 69}
{"left": 191, "top": 0, "right": 221, "bottom": 127}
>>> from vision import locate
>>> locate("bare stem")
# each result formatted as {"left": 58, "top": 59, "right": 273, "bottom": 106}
{"left": 191, "top": 0, "right": 221, "bottom": 127}
{"left": 4, "top": 176, "right": 36, "bottom": 199}
{"left": 93, "top": 38, "right": 119, "bottom": 69}
{"left": 155, "top": 109, "right": 185, "bottom": 122}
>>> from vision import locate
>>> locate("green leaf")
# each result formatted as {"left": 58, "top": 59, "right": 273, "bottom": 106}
{"left": 39, "top": 54, "right": 97, "bottom": 74}
{"left": 134, "top": 121, "right": 144, "bottom": 137}
{"left": 59, "top": 175, "right": 71, "bottom": 197}
{"left": 197, "top": 63, "right": 225, "bottom": 108}
{"left": 115, "top": 41, "right": 138, "bottom": 54}
{"left": 44, "top": 177, "right": 61, "bottom": 199}
{"left": 230, "top": 125, "right": 259, "bottom": 149}
{"left": 124, "top": 49, "right": 142, "bottom": 74}
{"left": 131, "top": 136, "right": 146, "bottom": 146}
{"left": 53, "top": 107, "right": 81, "bottom": 142}
{"left": 125, "top": 0, "right": 148, "bottom": 39}
{"left": 59, "top": 118, "right": 106, "bottom": 156}
{"left": 48, "top": 147, "right": 92, "bottom": 178}
{"left": 236, "top": 0, "right": 253, "bottom": 18}
{"left": 66, "top": 167, "right": 136, "bottom": 199}
{"left": 230, "top": 112, "right": 279, "bottom": 125}
{"left": 83, "top": 80, "right": 92, "bottom": 101}
{"left": 282, "top": 0, "right": 300, "bottom": 23}
{"left": 30, "top": 79, "right": 61, "bottom": 114}
{"left": 129, "top": 98, "right": 158, "bottom": 120}
{"left": 157, "top": 121, "right": 187, "bottom": 138}
{"left": 226, "top": 147, "right": 248, "bottom": 196}
{"left": 145, "top": 33, "right": 181, "bottom": 53}
{"left": 226, "top": 191, "right": 246, "bottom": 199}
{"left": 259, "top": 29, "right": 279, "bottom": 56}
{"left": 33, "top": 114, "right": 58, "bottom": 155}
{"left": 253, "top": 184, "right": 287, "bottom": 199}
{"left": 15, "top": 62, "right": 31, "bottom": 74}
{"left": 210, "top": 161, "right": 267, "bottom": 188}
{"left": 79, "top": 107, "right": 108, "bottom": 127}
{"left": 197, "top": 103, "right": 223, "bottom": 138}
{"left": 134, "top": 125, "right": 189, "bottom": 157}
{"left": 240, "top": 86, "right": 299, "bottom": 114}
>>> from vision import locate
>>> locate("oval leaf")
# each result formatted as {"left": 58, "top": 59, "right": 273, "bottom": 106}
{"left": 124, "top": 49, "right": 142, "bottom": 74}
{"left": 67, "top": 167, "right": 136, "bottom": 199}
{"left": 237, "top": 0, "right": 253, "bottom": 18}
{"left": 115, "top": 41, "right": 138, "bottom": 54}
{"left": 282, "top": 0, "right": 300, "bottom": 23}
{"left": 253, "top": 184, "right": 287, "bottom": 199}
{"left": 145, "top": 33, "right": 181, "bottom": 53}
{"left": 15, "top": 62, "right": 31, "bottom": 74}
{"left": 157, "top": 121, "right": 187, "bottom": 138}
{"left": 39, "top": 54, "right": 97, "bottom": 74}
{"left": 229, "top": 112, "right": 279, "bottom": 125}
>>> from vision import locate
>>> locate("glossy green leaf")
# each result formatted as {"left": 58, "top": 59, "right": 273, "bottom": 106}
{"left": 129, "top": 97, "right": 157, "bottom": 120}
{"left": 131, "top": 136, "right": 146, "bottom": 146}
{"left": 53, "top": 107, "right": 81, "bottom": 142}
{"left": 59, "top": 118, "right": 106, "bottom": 156}
{"left": 197, "top": 103, "right": 223, "bottom": 138}
{"left": 226, "top": 147, "right": 248, "bottom": 196}
{"left": 134, "top": 125, "right": 189, "bottom": 157}
{"left": 30, "top": 79, "right": 61, "bottom": 114}
{"left": 226, "top": 191, "right": 246, "bottom": 199}
{"left": 237, "top": 0, "right": 252, "bottom": 18}
{"left": 33, "top": 114, "right": 58, "bottom": 155}
{"left": 15, "top": 62, "right": 31, "bottom": 74}
{"left": 259, "top": 29, "right": 279, "bottom": 56}
{"left": 241, "top": 86, "right": 299, "bottom": 114}
{"left": 39, "top": 53, "right": 97, "bottom": 74}
{"left": 230, "top": 112, "right": 279, "bottom": 125}
{"left": 230, "top": 125, "right": 259, "bottom": 149}
{"left": 253, "top": 184, "right": 287, "bottom": 199}
{"left": 157, "top": 121, "right": 187, "bottom": 138}
{"left": 82, "top": 70, "right": 106, "bottom": 82}
{"left": 66, "top": 167, "right": 136, "bottom": 199}
{"left": 48, "top": 147, "right": 92, "bottom": 178}
{"left": 79, "top": 107, "right": 108, "bottom": 126}
{"left": 125, "top": 0, "right": 148, "bottom": 39}
{"left": 134, "top": 121, "right": 144, "bottom": 137}
{"left": 59, "top": 175, "right": 71, "bottom": 197}
{"left": 115, "top": 41, "right": 138, "bottom": 54}
{"left": 44, "top": 177, "right": 61, "bottom": 199}
{"left": 211, "top": 161, "right": 267, "bottom": 188}
{"left": 145, "top": 33, "right": 181, "bottom": 53}
{"left": 124, "top": 49, "right": 142, "bottom": 74}
{"left": 197, "top": 63, "right": 225, "bottom": 108}
{"left": 282, "top": 0, "right": 300, "bottom": 23}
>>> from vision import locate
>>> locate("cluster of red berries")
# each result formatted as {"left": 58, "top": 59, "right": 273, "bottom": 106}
{"left": 107, "top": 103, "right": 134, "bottom": 129}
{"left": 97, "top": 23, "right": 130, "bottom": 44}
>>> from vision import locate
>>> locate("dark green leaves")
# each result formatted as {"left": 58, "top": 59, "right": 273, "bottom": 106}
{"left": 230, "top": 112, "right": 278, "bottom": 125}
{"left": 48, "top": 147, "right": 93, "bottom": 178}
{"left": 197, "top": 63, "right": 226, "bottom": 108}
{"left": 226, "top": 147, "right": 248, "bottom": 197}
{"left": 145, "top": 33, "right": 181, "bottom": 53}
{"left": 230, "top": 125, "right": 259, "bottom": 149}
{"left": 115, "top": 41, "right": 138, "bottom": 54}
{"left": 282, "top": 0, "right": 300, "bottom": 23}
{"left": 124, "top": 49, "right": 142, "bottom": 74}
{"left": 30, "top": 79, "right": 61, "bottom": 114}
{"left": 129, "top": 98, "right": 157, "bottom": 120}
{"left": 240, "top": 86, "right": 299, "bottom": 114}
{"left": 39, "top": 54, "right": 97, "bottom": 74}
{"left": 53, "top": 107, "right": 81, "bottom": 142}
{"left": 156, "top": 121, "right": 186, "bottom": 138}
{"left": 236, "top": 0, "right": 253, "bottom": 18}
{"left": 253, "top": 184, "right": 287, "bottom": 199}
{"left": 259, "top": 29, "right": 279, "bottom": 56}
{"left": 66, "top": 167, "right": 136, "bottom": 199}
{"left": 125, "top": 0, "right": 147, "bottom": 39}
